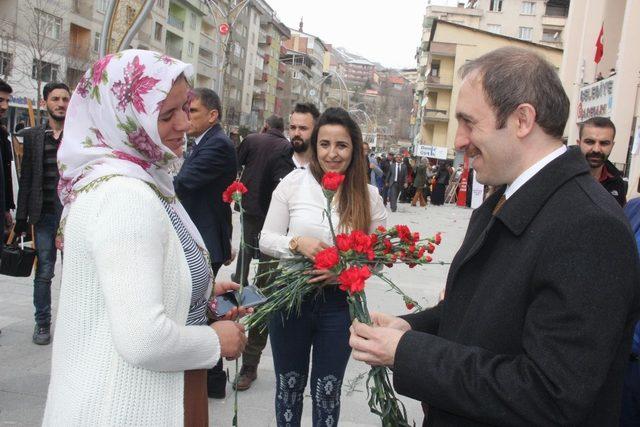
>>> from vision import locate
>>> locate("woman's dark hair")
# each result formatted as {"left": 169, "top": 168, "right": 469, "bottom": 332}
{"left": 309, "top": 107, "right": 371, "bottom": 232}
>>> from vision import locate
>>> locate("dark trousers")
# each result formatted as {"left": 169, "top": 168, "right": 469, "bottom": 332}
{"left": 33, "top": 211, "right": 61, "bottom": 327}
{"left": 269, "top": 287, "right": 352, "bottom": 427}
{"left": 388, "top": 182, "right": 401, "bottom": 212}
{"left": 241, "top": 253, "right": 278, "bottom": 367}
{"left": 620, "top": 357, "right": 640, "bottom": 426}
{"left": 234, "top": 213, "right": 264, "bottom": 287}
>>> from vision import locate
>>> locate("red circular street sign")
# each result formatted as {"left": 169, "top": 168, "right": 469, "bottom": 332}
{"left": 219, "top": 23, "right": 230, "bottom": 35}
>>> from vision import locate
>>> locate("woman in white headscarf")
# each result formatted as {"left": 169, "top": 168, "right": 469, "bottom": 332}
{"left": 42, "top": 50, "right": 247, "bottom": 426}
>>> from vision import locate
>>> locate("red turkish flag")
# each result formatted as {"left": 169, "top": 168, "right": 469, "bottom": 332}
{"left": 594, "top": 24, "right": 604, "bottom": 64}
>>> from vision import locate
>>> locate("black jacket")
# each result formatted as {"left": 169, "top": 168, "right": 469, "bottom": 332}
{"left": 174, "top": 124, "right": 237, "bottom": 264}
{"left": 385, "top": 161, "right": 407, "bottom": 186}
{"left": 237, "top": 128, "right": 294, "bottom": 220}
{"left": 394, "top": 148, "right": 640, "bottom": 426}
{"left": 0, "top": 125, "right": 13, "bottom": 211}
{"left": 600, "top": 159, "right": 627, "bottom": 207}
{"left": 16, "top": 126, "right": 52, "bottom": 225}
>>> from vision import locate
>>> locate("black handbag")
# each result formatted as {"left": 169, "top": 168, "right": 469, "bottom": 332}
{"left": 1, "top": 230, "right": 37, "bottom": 277}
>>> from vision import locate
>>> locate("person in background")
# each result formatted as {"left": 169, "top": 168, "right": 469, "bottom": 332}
{"left": 174, "top": 87, "right": 238, "bottom": 399}
{"left": 42, "top": 49, "right": 248, "bottom": 426}
{"left": 0, "top": 79, "right": 14, "bottom": 236}
{"left": 15, "top": 82, "right": 70, "bottom": 345}
{"left": 411, "top": 157, "right": 429, "bottom": 207}
{"left": 234, "top": 114, "right": 295, "bottom": 391}
{"left": 384, "top": 153, "right": 407, "bottom": 212}
{"left": 288, "top": 102, "right": 320, "bottom": 169}
{"left": 363, "top": 141, "right": 383, "bottom": 187}
{"left": 260, "top": 108, "right": 387, "bottom": 426}
{"left": 430, "top": 162, "right": 451, "bottom": 206}
{"left": 576, "top": 116, "right": 626, "bottom": 207}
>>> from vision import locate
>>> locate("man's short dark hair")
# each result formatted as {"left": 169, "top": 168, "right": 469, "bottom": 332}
{"left": 193, "top": 87, "right": 222, "bottom": 120}
{"left": 43, "top": 82, "right": 70, "bottom": 100}
{"left": 0, "top": 79, "right": 13, "bottom": 94}
{"left": 459, "top": 47, "right": 569, "bottom": 139}
{"left": 265, "top": 114, "right": 284, "bottom": 131}
{"left": 292, "top": 102, "right": 320, "bottom": 121}
{"left": 579, "top": 116, "right": 616, "bottom": 140}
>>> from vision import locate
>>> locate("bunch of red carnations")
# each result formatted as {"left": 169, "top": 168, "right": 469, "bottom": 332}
{"left": 244, "top": 172, "right": 441, "bottom": 426}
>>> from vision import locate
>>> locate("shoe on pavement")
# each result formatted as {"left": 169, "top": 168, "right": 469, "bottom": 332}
{"left": 33, "top": 324, "right": 51, "bottom": 345}
{"left": 207, "top": 369, "right": 227, "bottom": 399}
{"left": 234, "top": 365, "right": 257, "bottom": 391}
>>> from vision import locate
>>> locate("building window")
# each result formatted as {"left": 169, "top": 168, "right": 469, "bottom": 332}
{"left": 32, "top": 60, "right": 59, "bottom": 82}
{"left": 96, "top": 0, "right": 109, "bottom": 13}
{"left": 521, "top": 2, "right": 535, "bottom": 15}
{"left": 519, "top": 26, "right": 533, "bottom": 41}
{"left": 93, "top": 32, "right": 101, "bottom": 52}
{"left": 36, "top": 9, "right": 62, "bottom": 40}
{"left": 0, "top": 51, "right": 12, "bottom": 76}
{"left": 542, "top": 28, "right": 561, "bottom": 43}
{"left": 487, "top": 24, "right": 501, "bottom": 34}
{"left": 187, "top": 41, "right": 194, "bottom": 56}
{"left": 190, "top": 12, "right": 197, "bottom": 30}
{"left": 430, "top": 60, "right": 440, "bottom": 77}
{"left": 154, "top": 22, "right": 163, "bottom": 41}
{"left": 489, "top": 0, "right": 502, "bottom": 12}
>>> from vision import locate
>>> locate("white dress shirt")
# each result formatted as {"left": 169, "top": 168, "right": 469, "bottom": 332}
{"left": 292, "top": 154, "right": 308, "bottom": 169}
{"left": 260, "top": 168, "right": 388, "bottom": 259}
{"left": 194, "top": 127, "right": 212, "bottom": 146}
{"left": 504, "top": 145, "right": 567, "bottom": 200}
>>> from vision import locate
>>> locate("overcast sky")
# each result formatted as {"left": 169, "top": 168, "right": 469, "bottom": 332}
{"left": 265, "top": 0, "right": 457, "bottom": 69}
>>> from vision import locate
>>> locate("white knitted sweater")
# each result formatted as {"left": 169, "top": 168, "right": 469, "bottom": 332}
{"left": 42, "top": 177, "right": 220, "bottom": 426}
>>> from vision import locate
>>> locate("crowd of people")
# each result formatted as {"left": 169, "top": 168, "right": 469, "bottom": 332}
{"left": 0, "top": 45, "right": 639, "bottom": 427}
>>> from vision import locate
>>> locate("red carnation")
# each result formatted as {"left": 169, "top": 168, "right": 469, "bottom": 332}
{"left": 427, "top": 243, "right": 436, "bottom": 254}
{"left": 222, "top": 181, "right": 248, "bottom": 203}
{"left": 383, "top": 239, "right": 392, "bottom": 252}
{"left": 413, "top": 232, "right": 420, "bottom": 242}
{"left": 350, "top": 230, "right": 372, "bottom": 253}
{"left": 404, "top": 296, "right": 415, "bottom": 310}
{"left": 376, "top": 225, "right": 387, "bottom": 233}
{"left": 417, "top": 247, "right": 426, "bottom": 258}
{"left": 338, "top": 265, "right": 371, "bottom": 294}
{"left": 321, "top": 172, "right": 345, "bottom": 192}
{"left": 396, "top": 225, "right": 411, "bottom": 242}
{"left": 314, "top": 247, "right": 340, "bottom": 270}
{"left": 408, "top": 245, "right": 416, "bottom": 253}
{"left": 434, "top": 232, "right": 442, "bottom": 245}
{"left": 424, "top": 255, "right": 433, "bottom": 263}
{"left": 370, "top": 233, "right": 378, "bottom": 244}
{"left": 336, "top": 233, "right": 352, "bottom": 252}
{"left": 405, "top": 302, "right": 415, "bottom": 310}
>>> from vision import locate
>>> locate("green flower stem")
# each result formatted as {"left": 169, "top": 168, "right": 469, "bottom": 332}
{"left": 324, "top": 191, "right": 338, "bottom": 245}
{"left": 372, "top": 272, "right": 424, "bottom": 311}
{"left": 233, "top": 198, "right": 245, "bottom": 427}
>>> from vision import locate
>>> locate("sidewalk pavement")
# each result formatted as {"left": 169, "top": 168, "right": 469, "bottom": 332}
{"left": 0, "top": 203, "right": 472, "bottom": 427}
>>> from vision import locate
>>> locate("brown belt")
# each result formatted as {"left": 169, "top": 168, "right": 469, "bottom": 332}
{"left": 184, "top": 369, "right": 208, "bottom": 426}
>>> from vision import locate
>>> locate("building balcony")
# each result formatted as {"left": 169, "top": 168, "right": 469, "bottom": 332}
{"left": 259, "top": 34, "right": 272, "bottom": 45}
{"left": 425, "top": 75, "right": 452, "bottom": 90}
{"left": 541, "top": 15, "right": 566, "bottom": 28}
{"left": 422, "top": 108, "right": 449, "bottom": 123}
{"left": 168, "top": 15, "right": 184, "bottom": 31}
{"left": 278, "top": 62, "right": 286, "bottom": 74}
{"left": 429, "top": 42, "right": 456, "bottom": 57}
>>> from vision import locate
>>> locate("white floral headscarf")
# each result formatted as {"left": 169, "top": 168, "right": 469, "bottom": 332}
{"left": 58, "top": 49, "right": 204, "bottom": 248}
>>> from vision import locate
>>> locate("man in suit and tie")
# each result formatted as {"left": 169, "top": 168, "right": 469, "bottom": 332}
{"left": 174, "top": 88, "right": 237, "bottom": 398}
{"left": 385, "top": 152, "right": 407, "bottom": 212}
{"left": 350, "top": 47, "right": 640, "bottom": 426}
{"left": 15, "top": 82, "right": 70, "bottom": 346}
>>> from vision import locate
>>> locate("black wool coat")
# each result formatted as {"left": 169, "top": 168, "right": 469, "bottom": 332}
{"left": 394, "top": 147, "right": 640, "bottom": 426}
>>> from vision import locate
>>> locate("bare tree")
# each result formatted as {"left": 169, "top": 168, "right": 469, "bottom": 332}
{"left": 11, "top": 0, "right": 70, "bottom": 122}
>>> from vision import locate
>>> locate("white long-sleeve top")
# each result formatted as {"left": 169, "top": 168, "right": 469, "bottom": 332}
{"left": 260, "top": 168, "right": 387, "bottom": 258}
{"left": 42, "top": 177, "right": 220, "bottom": 426}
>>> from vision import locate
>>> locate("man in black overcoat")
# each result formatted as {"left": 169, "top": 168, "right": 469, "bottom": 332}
{"left": 349, "top": 47, "right": 640, "bottom": 426}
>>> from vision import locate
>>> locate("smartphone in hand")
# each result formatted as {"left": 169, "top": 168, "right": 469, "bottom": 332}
{"left": 214, "top": 285, "right": 267, "bottom": 318}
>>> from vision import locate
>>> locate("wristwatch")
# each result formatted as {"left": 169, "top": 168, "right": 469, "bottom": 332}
{"left": 289, "top": 236, "right": 300, "bottom": 253}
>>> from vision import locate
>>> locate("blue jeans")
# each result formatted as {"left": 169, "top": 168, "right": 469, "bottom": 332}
{"left": 33, "top": 212, "right": 61, "bottom": 326}
{"left": 269, "top": 286, "right": 352, "bottom": 427}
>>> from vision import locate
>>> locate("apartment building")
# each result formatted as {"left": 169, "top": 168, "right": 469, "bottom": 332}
{"left": 251, "top": 1, "right": 289, "bottom": 127}
{"left": 559, "top": 0, "right": 640, "bottom": 199}
{"left": 0, "top": 0, "right": 218, "bottom": 128}
{"left": 282, "top": 29, "right": 328, "bottom": 108}
{"left": 415, "top": 20, "right": 562, "bottom": 161}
